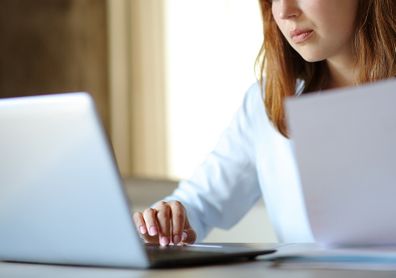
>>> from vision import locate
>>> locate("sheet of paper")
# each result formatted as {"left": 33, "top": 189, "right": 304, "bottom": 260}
{"left": 285, "top": 79, "right": 396, "bottom": 246}
{"left": 264, "top": 243, "right": 396, "bottom": 270}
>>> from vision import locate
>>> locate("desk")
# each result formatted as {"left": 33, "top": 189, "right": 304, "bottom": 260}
{"left": 1, "top": 259, "right": 395, "bottom": 277}
{"left": 2, "top": 179, "right": 394, "bottom": 277}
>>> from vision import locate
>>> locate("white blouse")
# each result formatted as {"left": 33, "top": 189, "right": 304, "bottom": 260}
{"left": 164, "top": 82, "right": 314, "bottom": 243}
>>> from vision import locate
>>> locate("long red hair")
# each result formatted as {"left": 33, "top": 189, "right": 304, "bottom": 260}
{"left": 256, "top": 0, "right": 396, "bottom": 137}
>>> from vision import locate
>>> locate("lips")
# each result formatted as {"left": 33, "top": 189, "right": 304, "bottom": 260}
{"left": 290, "top": 29, "right": 314, "bottom": 44}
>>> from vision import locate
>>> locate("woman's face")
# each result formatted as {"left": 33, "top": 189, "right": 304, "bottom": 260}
{"left": 271, "top": 0, "right": 359, "bottom": 63}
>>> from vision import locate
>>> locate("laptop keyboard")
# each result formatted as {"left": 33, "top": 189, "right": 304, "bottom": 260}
{"left": 145, "top": 244, "right": 227, "bottom": 260}
{"left": 144, "top": 243, "right": 275, "bottom": 267}
{"left": 145, "top": 243, "right": 266, "bottom": 265}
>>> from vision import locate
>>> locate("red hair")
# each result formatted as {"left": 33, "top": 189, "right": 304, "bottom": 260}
{"left": 256, "top": 0, "right": 396, "bottom": 137}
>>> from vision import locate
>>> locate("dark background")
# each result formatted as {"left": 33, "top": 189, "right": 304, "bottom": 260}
{"left": 0, "top": 0, "right": 109, "bottom": 130}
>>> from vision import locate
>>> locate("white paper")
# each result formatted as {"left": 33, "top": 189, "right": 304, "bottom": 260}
{"left": 264, "top": 243, "right": 396, "bottom": 271}
{"left": 285, "top": 79, "right": 396, "bottom": 246}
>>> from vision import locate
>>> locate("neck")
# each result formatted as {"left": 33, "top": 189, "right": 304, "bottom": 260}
{"left": 325, "top": 46, "right": 358, "bottom": 90}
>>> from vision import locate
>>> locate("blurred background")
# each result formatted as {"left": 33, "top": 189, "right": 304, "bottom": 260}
{"left": 0, "top": 0, "right": 277, "bottom": 242}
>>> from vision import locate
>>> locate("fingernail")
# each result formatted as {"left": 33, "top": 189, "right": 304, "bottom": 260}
{"left": 149, "top": 226, "right": 158, "bottom": 236}
{"left": 173, "top": 235, "right": 180, "bottom": 244}
{"left": 139, "top": 225, "right": 147, "bottom": 234}
{"left": 160, "top": 236, "right": 169, "bottom": 246}
{"left": 182, "top": 231, "right": 188, "bottom": 241}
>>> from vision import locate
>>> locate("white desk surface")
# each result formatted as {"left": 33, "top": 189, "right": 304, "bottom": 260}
{"left": 1, "top": 258, "right": 396, "bottom": 278}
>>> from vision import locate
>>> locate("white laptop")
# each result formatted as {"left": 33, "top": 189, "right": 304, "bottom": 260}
{"left": 286, "top": 78, "right": 396, "bottom": 247}
{"left": 0, "top": 93, "right": 275, "bottom": 268}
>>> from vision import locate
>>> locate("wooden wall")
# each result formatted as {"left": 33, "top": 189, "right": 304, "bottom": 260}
{"left": 0, "top": 0, "right": 109, "bottom": 130}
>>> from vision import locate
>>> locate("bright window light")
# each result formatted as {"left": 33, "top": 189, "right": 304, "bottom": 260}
{"left": 165, "top": 0, "right": 263, "bottom": 179}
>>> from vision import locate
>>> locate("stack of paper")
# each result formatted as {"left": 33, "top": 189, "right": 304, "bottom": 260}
{"left": 264, "top": 244, "right": 396, "bottom": 271}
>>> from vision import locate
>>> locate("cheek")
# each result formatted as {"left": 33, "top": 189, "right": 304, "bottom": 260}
{"left": 271, "top": 5, "right": 279, "bottom": 27}
{"left": 308, "top": 1, "right": 357, "bottom": 35}
{"left": 271, "top": 7, "right": 288, "bottom": 37}
{"left": 317, "top": 14, "right": 356, "bottom": 48}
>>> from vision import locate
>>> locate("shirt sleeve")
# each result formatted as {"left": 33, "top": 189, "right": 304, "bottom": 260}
{"left": 162, "top": 83, "right": 263, "bottom": 242}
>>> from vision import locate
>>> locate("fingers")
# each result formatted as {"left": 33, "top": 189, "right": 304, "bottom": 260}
{"left": 143, "top": 208, "right": 160, "bottom": 237}
{"left": 133, "top": 211, "right": 147, "bottom": 235}
{"left": 133, "top": 200, "right": 196, "bottom": 246}
{"left": 133, "top": 209, "right": 160, "bottom": 244}
{"left": 155, "top": 202, "right": 172, "bottom": 246}
{"left": 168, "top": 201, "right": 185, "bottom": 245}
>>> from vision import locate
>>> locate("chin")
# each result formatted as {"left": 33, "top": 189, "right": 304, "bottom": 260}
{"left": 297, "top": 50, "right": 326, "bottom": 63}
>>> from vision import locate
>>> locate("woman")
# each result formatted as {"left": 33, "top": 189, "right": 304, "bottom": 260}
{"left": 134, "top": 0, "right": 396, "bottom": 246}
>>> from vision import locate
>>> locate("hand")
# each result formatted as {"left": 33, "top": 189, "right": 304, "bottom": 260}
{"left": 133, "top": 200, "right": 197, "bottom": 246}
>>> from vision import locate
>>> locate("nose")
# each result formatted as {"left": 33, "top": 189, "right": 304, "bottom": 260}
{"left": 277, "top": 0, "right": 301, "bottom": 19}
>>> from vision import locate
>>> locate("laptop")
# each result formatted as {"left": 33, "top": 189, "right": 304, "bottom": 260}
{"left": 0, "top": 93, "right": 275, "bottom": 268}
{"left": 285, "top": 78, "right": 396, "bottom": 247}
